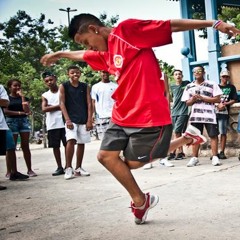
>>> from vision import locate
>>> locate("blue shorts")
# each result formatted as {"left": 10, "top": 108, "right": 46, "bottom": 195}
{"left": 217, "top": 118, "right": 229, "bottom": 135}
{"left": 6, "top": 129, "right": 16, "bottom": 150}
{"left": 6, "top": 117, "right": 31, "bottom": 134}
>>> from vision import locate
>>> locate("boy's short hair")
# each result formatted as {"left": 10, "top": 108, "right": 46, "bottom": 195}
{"left": 68, "top": 13, "right": 105, "bottom": 39}
{"left": 173, "top": 69, "right": 183, "bottom": 75}
{"left": 67, "top": 65, "right": 81, "bottom": 72}
{"left": 42, "top": 71, "right": 56, "bottom": 79}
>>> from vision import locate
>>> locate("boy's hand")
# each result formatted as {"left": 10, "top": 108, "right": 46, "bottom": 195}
{"left": 217, "top": 22, "right": 240, "bottom": 37}
{"left": 86, "top": 121, "right": 93, "bottom": 131}
{"left": 40, "top": 53, "right": 60, "bottom": 66}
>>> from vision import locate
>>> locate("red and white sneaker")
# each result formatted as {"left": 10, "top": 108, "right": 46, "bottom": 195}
{"left": 183, "top": 125, "right": 207, "bottom": 145}
{"left": 130, "top": 193, "right": 159, "bottom": 224}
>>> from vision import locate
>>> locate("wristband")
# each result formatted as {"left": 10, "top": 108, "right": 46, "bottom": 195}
{"left": 212, "top": 20, "right": 222, "bottom": 29}
{"left": 22, "top": 101, "right": 28, "bottom": 105}
{"left": 18, "top": 111, "right": 21, "bottom": 115}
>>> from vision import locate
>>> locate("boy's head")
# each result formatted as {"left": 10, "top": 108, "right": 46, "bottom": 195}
{"left": 220, "top": 70, "right": 230, "bottom": 84}
{"left": 193, "top": 66, "right": 205, "bottom": 80}
{"left": 69, "top": 13, "right": 108, "bottom": 51}
{"left": 100, "top": 71, "right": 110, "bottom": 83}
{"left": 67, "top": 65, "right": 81, "bottom": 82}
{"left": 173, "top": 69, "right": 183, "bottom": 82}
{"left": 42, "top": 71, "right": 57, "bottom": 88}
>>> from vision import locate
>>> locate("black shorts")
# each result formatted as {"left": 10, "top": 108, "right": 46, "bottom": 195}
{"left": 47, "top": 128, "right": 67, "bottom": 148}
{"left": 191, "top": 122, "right": 219, "bottom": 138}
{"left": 100, "top": 121, "right": 173, "bottom": 163}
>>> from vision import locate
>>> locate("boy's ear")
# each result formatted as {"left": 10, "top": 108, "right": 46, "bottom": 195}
{"left": 88, "top": 25, "right": 98, "bottom": 33}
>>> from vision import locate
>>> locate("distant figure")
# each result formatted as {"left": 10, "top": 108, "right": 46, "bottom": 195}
{"left": 42, "top": 71, "right": 67, "bottom": 176}
{"left": 216, "top": 70, "right": 238, "bottom": 159}
{"left": 59, "top": 65, "right": 93, "bottom": 180}
{"left": 91, "top": 71, "right": 118, "bottom": 139}
{"left": 4, "top": 79, "right": 37, "bottom": 177}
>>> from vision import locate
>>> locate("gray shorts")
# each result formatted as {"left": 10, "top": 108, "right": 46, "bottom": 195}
{"left": 172, "top": 115, "right": 189, "bottom": 133}
{"left": 100, "top": 121, "right": 173, "bottom": 163}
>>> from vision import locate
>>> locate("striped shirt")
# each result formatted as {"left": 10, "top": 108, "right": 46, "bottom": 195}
{"left": 181, "top": 80, "right": 222, "bottom": 124}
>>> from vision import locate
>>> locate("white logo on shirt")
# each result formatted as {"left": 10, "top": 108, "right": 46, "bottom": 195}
{"left": 113, "top": 55, "right": 123, "bottom": 68}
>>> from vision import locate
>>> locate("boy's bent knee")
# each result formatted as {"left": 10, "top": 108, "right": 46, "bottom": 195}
{"left": 97, "top": 150, "right": 120, "bottom": 165}
{"left": 97, "top": 150, "right": 111, "bottom": 165}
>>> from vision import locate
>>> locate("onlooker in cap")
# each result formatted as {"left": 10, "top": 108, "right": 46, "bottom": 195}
{"left": 216, "top": 70, "right": 237, "bottom": 159}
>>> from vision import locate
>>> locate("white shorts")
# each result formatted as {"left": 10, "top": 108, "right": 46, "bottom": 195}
{"left": 65, "top": 123, "right": 91, "bottom": 144}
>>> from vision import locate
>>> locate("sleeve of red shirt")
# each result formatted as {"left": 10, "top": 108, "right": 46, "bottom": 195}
{"left": 83, "top": 51, "right": 109, "bottom": 71}
{"left": 115, "top": 19, "right": 173, "bottom": 48}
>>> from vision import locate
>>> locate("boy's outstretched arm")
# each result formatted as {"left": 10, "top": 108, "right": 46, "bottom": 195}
{"left": 170, "top": 19, "right": 240, "bottom": 37}
{"left": 40, "top": 50, "right": 86, "bottom": 66}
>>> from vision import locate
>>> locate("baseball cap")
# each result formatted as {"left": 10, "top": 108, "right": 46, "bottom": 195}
{"left": 42, "top": 71, "right": 56, "bottom": 79}
{"left": 220, "top": 70, "right": 230, "bottom": 77}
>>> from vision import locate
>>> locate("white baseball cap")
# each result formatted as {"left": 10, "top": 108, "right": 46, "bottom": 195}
{"left": 220, "top": 70, "right": 230, "bottom": 77}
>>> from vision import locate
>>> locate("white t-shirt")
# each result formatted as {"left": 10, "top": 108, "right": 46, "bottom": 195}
{"left": 91, "top": 81, "right": 118, "bottom": 119}
{"left": 181, "top": 80, "right": 222, "bottom": 124}
{"left": 0, "top": 85, "right": 9, "bottom": 130}
{"left": 42, "top": 90, "right": 65, "bottom": 131}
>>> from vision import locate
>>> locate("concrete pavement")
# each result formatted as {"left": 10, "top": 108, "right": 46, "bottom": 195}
{"left": 0, "top": 140, "right": 240, "bottom": 240}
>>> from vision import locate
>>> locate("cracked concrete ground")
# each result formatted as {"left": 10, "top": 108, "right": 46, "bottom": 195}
{"left": 0, "top": 141, "right": 240, "bottom": 240}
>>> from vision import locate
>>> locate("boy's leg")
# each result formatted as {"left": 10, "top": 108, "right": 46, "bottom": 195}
{"left": 53, "top": 147, "right": 62, "bottom": 168}
{"left": 19, "top": 132, "right": 32, "bottom": 172}
{"left": 65, "top": 139, "right": 75, "bottom": 168}
{"left": 76, "top": 143, "right": 84, "bottom": 169}
{"left": 97, "top": 150, "right": 145, "bottom": 206}
{"left": 210, "top": 136, "right": 218, "bottom": 156}
{"left": 5, "top": 130, "right": 29, "bottom": 180}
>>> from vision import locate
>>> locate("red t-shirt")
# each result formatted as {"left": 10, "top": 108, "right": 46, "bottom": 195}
{"left": 84, "top": 19, "right": 172, "bottom": 127}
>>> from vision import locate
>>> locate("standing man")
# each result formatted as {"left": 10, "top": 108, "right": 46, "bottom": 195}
{"left": 91, "top": 71, "right": 118, "bottom": 139}
{"left": 182, "top": 66, "right": 222, "bottom": 167}
{"left": 42, "top": 71, "right": 67, "bottom": 176}
{"left": 60, "top": 65, "right": 93, "bottom": 180}
{"left": 168, "top": 69, "right": 190, "bottom": 160}
{"left": 216, "top": 70, "right": 237, "bottom": 159}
